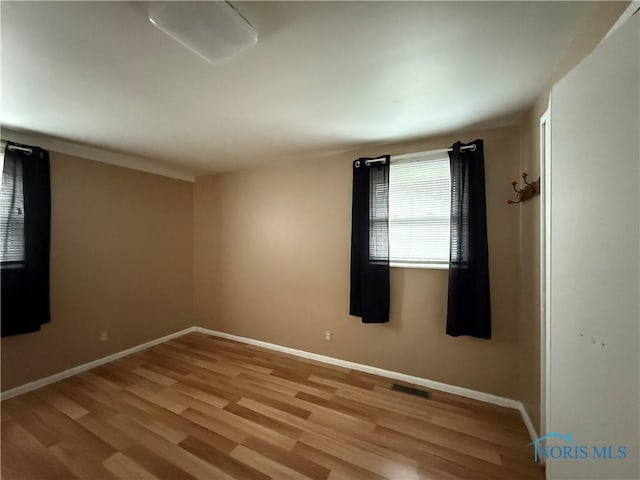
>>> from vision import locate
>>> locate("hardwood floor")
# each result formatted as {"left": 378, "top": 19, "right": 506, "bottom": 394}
{"left": 1, "top": 333, "right": 543, "bottom": 479}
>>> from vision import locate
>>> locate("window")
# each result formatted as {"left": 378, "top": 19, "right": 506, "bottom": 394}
{"left": 0, "top": 148, "right": 26, "bottom": 264}
{"left": 388, "top": 151, "right": 451, "bottom": 268}
{"left": 368, "top": 168, "right": 389, "bottom": 263}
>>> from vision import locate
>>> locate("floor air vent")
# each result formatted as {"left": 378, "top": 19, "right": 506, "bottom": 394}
{"left": 392, "top": 384, "right": 431, "bottom": 399}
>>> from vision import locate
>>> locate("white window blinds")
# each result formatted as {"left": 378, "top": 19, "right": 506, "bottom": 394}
{"left": 369, "top": 178, "right": 389, "bottom": 262}
{"left": 388, "top": 153, "right": 451, "bottom": 267}
{"left": 0, "top": 152, "right": 26, "bottom": 263}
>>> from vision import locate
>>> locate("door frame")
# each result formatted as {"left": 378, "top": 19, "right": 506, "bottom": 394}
{"left": 539, "top": 101, "right": 551, "bottom": 444}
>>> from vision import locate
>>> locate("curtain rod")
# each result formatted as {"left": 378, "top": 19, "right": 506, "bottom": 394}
{"left": 7, "top": 145, "right": 33, "bottom": 155}
{"left": 364, "top": 144, "right": 476, "bottom": 166}
{"left": 0, "top": 141, "right": 33, "bottom": 155}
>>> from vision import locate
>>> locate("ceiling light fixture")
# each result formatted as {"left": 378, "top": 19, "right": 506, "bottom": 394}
{"left": 148, "top": 1, "right": 257, "bottom": 64}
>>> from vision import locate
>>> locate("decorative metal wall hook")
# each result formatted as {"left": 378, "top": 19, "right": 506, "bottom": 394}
{"left": 507, "top": 172, "right": 540, "bottom": 205}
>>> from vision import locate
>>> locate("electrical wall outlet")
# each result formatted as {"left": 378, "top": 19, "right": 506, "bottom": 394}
{"left": 99, "top": 330, "right": 108, "bottom": 342}
{"left": 324, "top": 330, "right": 332, "bottom": 342}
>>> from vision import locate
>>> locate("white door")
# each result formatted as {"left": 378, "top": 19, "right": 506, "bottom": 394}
{"left": 547, "top": 12, "right": 639, "bottom": 480}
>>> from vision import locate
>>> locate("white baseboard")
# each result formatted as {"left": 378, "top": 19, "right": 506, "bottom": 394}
{"left": 0, "top": 327, "right": 196, "bottom": 401}
{"left": 193, "top": 327, "right": 525, "bottom": 410}
{"left": 196, "top": 328, "right": 539, "bottom": 442}
{"left": 518, "top": 403, "right": 540, "bottom": 444}
{"left": 0, "top": 325, "right": 539, "bottom": 443}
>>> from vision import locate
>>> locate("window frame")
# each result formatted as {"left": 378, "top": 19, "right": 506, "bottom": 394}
{"left": 388, "top": 150, "right": 452, "bottom": 270}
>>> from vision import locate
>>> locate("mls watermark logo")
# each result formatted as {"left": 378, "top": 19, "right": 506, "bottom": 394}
{"left": 529, "top": 432, "right": 628, "bottom": 462}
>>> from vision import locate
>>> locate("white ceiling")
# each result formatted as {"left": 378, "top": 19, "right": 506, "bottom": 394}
{"left": 2, "top": 1, "right": 596, "bottom": 176}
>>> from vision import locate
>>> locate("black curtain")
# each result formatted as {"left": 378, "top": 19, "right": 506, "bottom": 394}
{"left": 447, "top": 140, "right": 491, "bottom": 339}
{"left": 349, "top": 155, "right": 390, "bottom": 323}
{"left": 1, "top": 142, "right": 51, "bottom": 337}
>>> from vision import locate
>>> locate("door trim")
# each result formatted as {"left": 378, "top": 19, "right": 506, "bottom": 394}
{"left": 540, "top": 101, "right": 552, "bottom": 449}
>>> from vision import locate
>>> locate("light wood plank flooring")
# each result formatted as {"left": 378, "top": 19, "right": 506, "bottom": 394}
{"left": 1, "top": 332, "right": 543, "bottom": 479}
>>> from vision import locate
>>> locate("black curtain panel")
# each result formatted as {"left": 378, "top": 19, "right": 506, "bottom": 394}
{"left": 446, "top": 140, "right": 491, "bottom": 339}
{"left": 1, "top": 142, "right": 51, "bottom": 337}
{"left": 349, "top": 155, "right": 390, "bottom": 324}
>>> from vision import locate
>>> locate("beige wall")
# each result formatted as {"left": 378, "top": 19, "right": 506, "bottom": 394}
{"left": 1, "top": 152, "right": 194, "bottom": 390}
{"left": 195, "top": 126, "right": 523, "bottom": 399}
{"left": 516, "top": 1, "right": 629, "bottom": 432}
{"left": 2, "top": 1, "right": 627, "bottom": 404}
